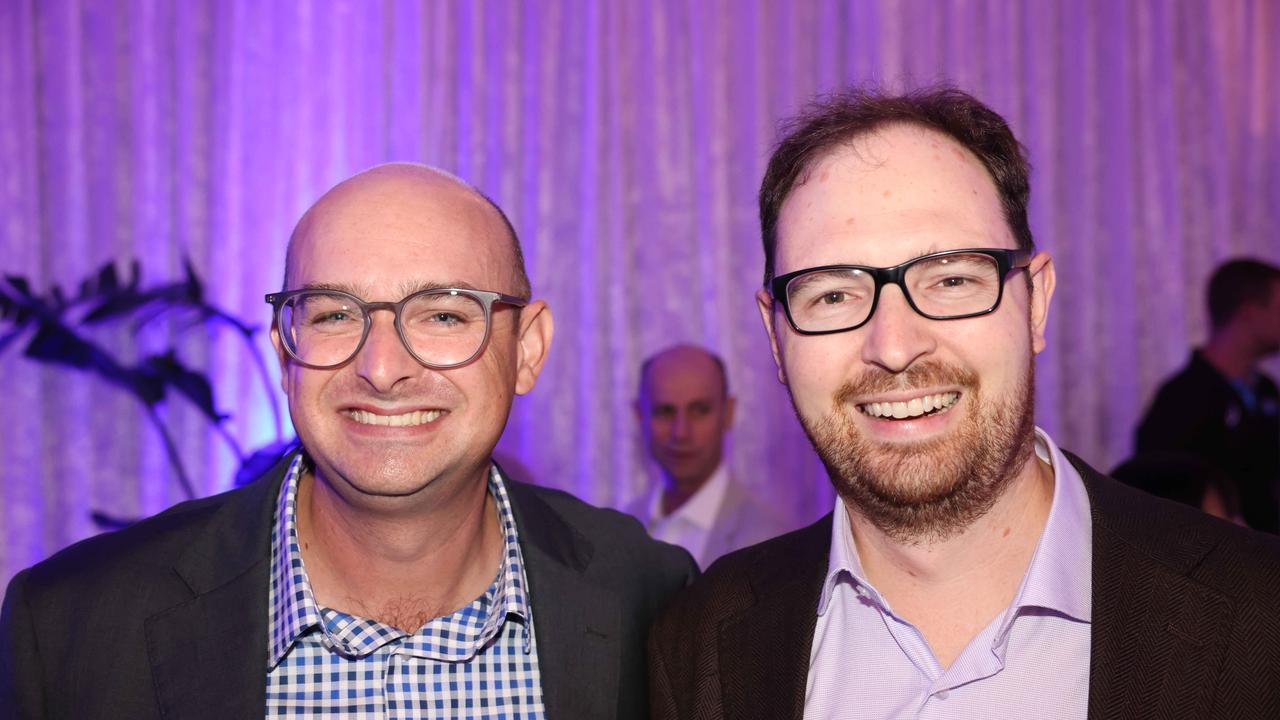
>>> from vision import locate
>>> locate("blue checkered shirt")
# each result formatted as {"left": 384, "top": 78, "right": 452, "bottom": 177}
{"left": 265, "top": 456, "right": 546, "bottom": 718}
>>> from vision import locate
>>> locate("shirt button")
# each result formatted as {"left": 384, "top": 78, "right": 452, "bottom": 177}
{"left": 936, "top": 691, "right": 950, "bottom": 700}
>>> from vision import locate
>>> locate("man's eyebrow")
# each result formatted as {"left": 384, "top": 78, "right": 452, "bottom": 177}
{"left": 299, "top": 281, "right": 370, "bottom": 297}
{"left": 398, "top": 279, "right": 483, "bottom": 296}
{"left": 825, "top": 245, "right": 950, "bottom": 269}
{"left": 294, "top": 280, "right": 484, "bottom": 300}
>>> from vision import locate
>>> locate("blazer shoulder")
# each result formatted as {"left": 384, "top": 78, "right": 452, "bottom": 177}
{"left": 21, "top": 486, "right": 242, "bottom": 590}
{"left": 15, "top": 452, "right": 286, "bottom": 604}
{"left": 1076, "top": 454, "right": 1280, "bottom": 601}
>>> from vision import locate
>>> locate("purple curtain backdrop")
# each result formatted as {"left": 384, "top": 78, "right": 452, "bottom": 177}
{"left": 2, "top": 0, "right": 1278, "bottom": 585}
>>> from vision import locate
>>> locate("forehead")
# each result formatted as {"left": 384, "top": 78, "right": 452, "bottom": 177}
{"left": 774, "top": 124, "right": 1013, "bottom": 272}
{"left": 287, "top": 170, "right": 517, "bottom": 296}
{"left": 642, "top": 351, "right": 724, "bottom": 403}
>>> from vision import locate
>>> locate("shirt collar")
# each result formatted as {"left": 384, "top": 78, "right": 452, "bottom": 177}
{"left": 817, "top": 427, "right": 1093, "bottom": 628}
{"left": 267, "top": 454, "right": 533, "bottom": 668}
{"left": 648, "top": 462, "right": 731, "bottom": 530}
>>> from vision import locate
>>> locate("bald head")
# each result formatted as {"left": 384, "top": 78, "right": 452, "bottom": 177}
{"left": 636, "top": 344, "right": 735, "bottom": 492}
{"left": 639, "top": 345, "right": 729, "bottom": 400}
{"left": 284, "top": 163, "right": 530, "bottom": 298}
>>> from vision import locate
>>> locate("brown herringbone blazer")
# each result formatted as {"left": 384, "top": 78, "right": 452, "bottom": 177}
{"left": 649, "top": 453, "right": 1280, "bottom": 719}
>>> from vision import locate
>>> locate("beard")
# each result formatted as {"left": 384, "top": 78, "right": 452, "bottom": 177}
{"left": 797, "top": 359, "right": 1037, "bottom": 545}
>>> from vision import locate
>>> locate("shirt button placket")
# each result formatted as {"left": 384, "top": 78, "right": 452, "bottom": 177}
{"left": 385, "top": 651, "right": 401, "bottom": 720}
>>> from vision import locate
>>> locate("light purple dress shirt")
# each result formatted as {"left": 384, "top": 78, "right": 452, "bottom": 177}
{"left": 805, "top": 428, "right": 1092, "bottom": 719}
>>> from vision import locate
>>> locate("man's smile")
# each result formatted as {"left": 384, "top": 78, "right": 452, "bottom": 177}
{"left": 343, "top": 407, "right": 448, "bottom": 427}
{"left": 857, "top": 391, "right": 960, "bottom": 420}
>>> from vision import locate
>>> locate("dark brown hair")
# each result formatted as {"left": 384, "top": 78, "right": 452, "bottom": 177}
{"left": 759, "top": 86, "right": 1034, "bottom": 285}
{"left": 1207, "top": 258, "right": 1280, "bottom": 328}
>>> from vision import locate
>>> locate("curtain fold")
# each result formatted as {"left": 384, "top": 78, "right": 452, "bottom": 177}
{"left": 2, "top": 0, "right": 1278, "bottom": 584}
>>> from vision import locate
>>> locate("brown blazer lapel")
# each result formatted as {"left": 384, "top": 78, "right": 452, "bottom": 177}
{"left": 1073, "top": 456, "right": 1235, "bottom": 719}
{"left": 718, "top": 516, "right": 831, "bottom": 720}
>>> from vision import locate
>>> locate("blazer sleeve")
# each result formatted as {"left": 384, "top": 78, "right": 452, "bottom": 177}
{"left": 1, "top": 569, "right": 45, "bottom": 719}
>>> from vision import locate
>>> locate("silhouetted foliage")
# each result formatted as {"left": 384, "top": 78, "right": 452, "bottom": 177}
{"left": 1, "top": 260, "right": 289, "bottom": 529}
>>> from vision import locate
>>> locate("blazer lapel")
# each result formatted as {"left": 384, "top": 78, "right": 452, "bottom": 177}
{"left": 719, "top": 516, "right": 831, "bottom": 720}
{"left": 1073, "top": 456, "right": 1235, "bottom": 719}
{"left": 506, "top": 479, "right": 622, "bottom": 720}
{"left": 146, "top": 453, "right": 292, "bottom": 718}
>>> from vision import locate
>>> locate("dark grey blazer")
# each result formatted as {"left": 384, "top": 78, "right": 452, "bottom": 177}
{"left": 649, "top": 453, "right": 1280, "bottom": 719}
{"left": 1, "top": 454, "right": 696, "bottom": 719}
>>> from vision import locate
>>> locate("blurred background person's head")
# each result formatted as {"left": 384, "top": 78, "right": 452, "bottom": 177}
{"left": 1205, "top": 259, "right": 1280, "bottom": 377}
{"left": 635, "top": 344, "right": 735, "bottom": 515}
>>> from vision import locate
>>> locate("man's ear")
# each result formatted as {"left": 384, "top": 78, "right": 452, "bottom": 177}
{"left": 756, "top": 288, "right": 788, "bottom": 384}
{"left": 1027, "top": 251, "right": 1056, "bottom": 355}
{"left": 723, "top": 395, "right": 737, "bottom": 429}
{"left": 514, "top": 300, "right": 554, "bottom": 395}
{"left": 271, "top": 328, "right": 291, "bottom": 394}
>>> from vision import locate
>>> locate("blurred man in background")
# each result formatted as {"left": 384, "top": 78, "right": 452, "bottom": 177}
{"left": 1136, "top": 259, "right": 1280, "bottom": 532}
{"left": 629, "top": 344, "right": 790, "bottom": 568}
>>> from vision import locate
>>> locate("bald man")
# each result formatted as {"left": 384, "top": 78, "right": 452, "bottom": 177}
{"left": 628, "top": 345, "right": 791, "bottom": 568}
{"left": 1, "top": 164, "right": 695, "bottom": 720}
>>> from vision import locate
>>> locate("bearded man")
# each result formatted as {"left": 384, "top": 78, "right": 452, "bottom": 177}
{"left": 648, "top": 87, "right": 1280, "bottom": 719}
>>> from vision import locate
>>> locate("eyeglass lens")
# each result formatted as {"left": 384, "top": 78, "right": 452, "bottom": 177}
{"left": 279, "top": 291, "right": 489, "bottom": 367}
{"left": 785, "top": 252, "right": 1003, "bottom": 332}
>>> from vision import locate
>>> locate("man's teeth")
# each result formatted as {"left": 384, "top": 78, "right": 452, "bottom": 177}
{"left": 347, "top": 409, "right": 443, "bottom": 427}
{"left": 860, "top": 392, "right": 959, "bottom": 419}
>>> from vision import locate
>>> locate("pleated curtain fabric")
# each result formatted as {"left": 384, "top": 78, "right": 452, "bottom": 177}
{"left": 2, "top": 0, "right": 1278, "bottom": 584}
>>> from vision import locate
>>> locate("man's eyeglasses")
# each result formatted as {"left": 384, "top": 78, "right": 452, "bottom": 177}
{"left": 265, "top": 288, "right": 528, "bottom": 369}
{"left": 769, "top": 248, "right": 1034, "bottom": 335}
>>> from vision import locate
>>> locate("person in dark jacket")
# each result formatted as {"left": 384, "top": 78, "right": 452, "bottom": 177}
{"left": 2, "top": 164, "right": 695, "bottom": 720}
{"left": 1136, "top": 258, "right": 1280, "bottom": 533}
{"left": 649, "top": 87, "right": 1280, "bottom": 720}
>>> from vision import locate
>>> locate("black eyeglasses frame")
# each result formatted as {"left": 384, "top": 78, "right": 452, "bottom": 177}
{"left": 768, "top": 247, "right": 1034, "bottom": 336}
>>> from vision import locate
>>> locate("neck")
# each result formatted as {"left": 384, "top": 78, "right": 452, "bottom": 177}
{"left": 297, "top": 465, "right": 503, "bottom": 631}
{"left": 1202, "top": 330, "right": 1259, "bottom": 381}
{"left": 845, "top": 449, "right": 1055, "bottom": 668}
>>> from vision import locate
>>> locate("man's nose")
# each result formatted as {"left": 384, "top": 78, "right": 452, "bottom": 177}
{"left": 353, "top": 313, "right": 420, "bottom": 393}
{"left": 670, "top": 411, "right": 694, "bottom": 441}
{"left": 858, "top": 285, "right": 936, "bottom": 373}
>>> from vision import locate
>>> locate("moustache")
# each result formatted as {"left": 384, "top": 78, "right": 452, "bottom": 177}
{"left": 832, "top": 362, "right": 978, "bottom": 406}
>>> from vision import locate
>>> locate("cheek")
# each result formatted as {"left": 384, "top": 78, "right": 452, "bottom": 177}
{"left": 461, "top": 360, "right": 518, "bottom": 424}
{"left": 779, "top": 338, "right": 850, "bottom": 408}
{"left": 951, "top": 316, "right": 1032, "bottom": 384}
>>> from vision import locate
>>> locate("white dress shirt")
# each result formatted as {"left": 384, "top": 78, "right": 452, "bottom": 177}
{"left": 643, "top": 463, "right": 731, "bottom": 567}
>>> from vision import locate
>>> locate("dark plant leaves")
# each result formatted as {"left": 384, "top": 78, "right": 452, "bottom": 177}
{"left": 90, "top": 511, "right": 137, "bottom": 531}
{"left": 4, "top": 276, "right": 33, "bottom": 298}
{"left": 137, "top": 351, "right": 229, "bottom": 422}
{"left": 0, "top": 328, "right": 25, "bottom": 354}
{"left": 183, "top": 258, "right": 203, "bottom": 302}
